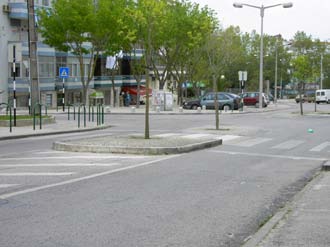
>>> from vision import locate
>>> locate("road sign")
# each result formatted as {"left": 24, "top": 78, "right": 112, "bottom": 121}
{"left": 238, "top": 71, "right": 247, "bottom": 81}
{"left": 59, "top": 67, "right": 69, "bottom": 78}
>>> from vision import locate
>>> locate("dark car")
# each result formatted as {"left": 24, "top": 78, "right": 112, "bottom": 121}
{"left": 200, "top": 92, "right": 241, "bottom": 110}
{"left": 295, "top": 92, "right": 315, "bottom": 103}
{"left": 182, "top": 98, "right": 201, "bottom": 109}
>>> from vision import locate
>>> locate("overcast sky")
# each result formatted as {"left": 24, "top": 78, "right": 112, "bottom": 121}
{"left": 193, "top": 0, "right": 330, "bottom": 41}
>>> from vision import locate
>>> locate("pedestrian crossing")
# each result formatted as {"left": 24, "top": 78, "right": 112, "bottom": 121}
{"left": 156, "top": 133, "right": 330, "bottom": 153}
{"left": 224, "top": 136, "right": 330, "bottom": 153}
{"left": 0, "top": 151, "right": 175, "bottom": 199}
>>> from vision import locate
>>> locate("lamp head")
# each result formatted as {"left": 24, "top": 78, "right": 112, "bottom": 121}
{"left": 233, "top": 3, "right": 243, "bottom": 8}
{"left": 282, "top": 2, "right": 293, "bottom": 8}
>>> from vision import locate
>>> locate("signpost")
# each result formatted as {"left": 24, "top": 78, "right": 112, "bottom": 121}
{"left": 59, "top": 67, "right": 69, "bottom": 112}
{"left": 238, "top": 71, "right": 247, "bottom": 93}
{"left": 238, "top": 71, "right": 248, "bottom": 111}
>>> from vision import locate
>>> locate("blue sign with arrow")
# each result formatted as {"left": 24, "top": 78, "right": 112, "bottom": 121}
{"left": 59, "top": 67, "right": 69, "bottom": 78}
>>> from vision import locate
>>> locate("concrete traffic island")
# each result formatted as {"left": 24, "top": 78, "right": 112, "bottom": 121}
{"left": 53, "top": 135, "right": 222, "bottom": 155}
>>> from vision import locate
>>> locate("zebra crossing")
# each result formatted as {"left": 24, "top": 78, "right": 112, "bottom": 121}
{"left": 0, "top": 151, "right": 164, "bottom": 198}
{"left": 156, "top": 133, "right": 330, "bottom": 153}
{"left": 224, "top": 135, "right": 330, "bottom": 153}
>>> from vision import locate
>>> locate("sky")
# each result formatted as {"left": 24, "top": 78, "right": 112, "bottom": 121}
{"left": 192, "top": 0, "right": 330, "bottom": 41}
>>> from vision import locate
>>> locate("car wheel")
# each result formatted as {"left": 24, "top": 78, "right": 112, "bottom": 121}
{"left": 191, "top": 105, "right": 198, "bottom": 110}
{"left": 222, "top": 105, "right": 231, "bottom": 111}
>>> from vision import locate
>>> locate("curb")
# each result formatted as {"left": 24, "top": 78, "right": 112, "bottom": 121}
{"left": 0, "top": 125, "right": 111, "bottom": 141}
{"left": 53, "top": 138, "right": 222, "bottom": 155}
{"left": 242, "top": 167, "right": 323, "bottom": 247}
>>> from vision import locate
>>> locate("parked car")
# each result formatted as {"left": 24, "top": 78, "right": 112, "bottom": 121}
{"left": 241, "top": 92, "right": 267, "bottom": 107}
{"left": 182, "top": 98, "right": 201, "bottom": 109}
{"left": 295, "top": 92, "right": 315, "bottom": 103}
{"left": 200, "top": 92, "right": 241, "bottom": 110}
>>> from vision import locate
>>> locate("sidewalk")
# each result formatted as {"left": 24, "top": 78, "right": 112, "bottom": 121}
{"left": 246, "top": 169, "right": 330, "bottom": 247}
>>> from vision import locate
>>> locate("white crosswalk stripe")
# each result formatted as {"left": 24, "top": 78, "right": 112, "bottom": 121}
{"left": 232, "top": 137, "right": 272, "bottom": 147}
{"left": 272, "top": 140, "right": 305, "bottom": 150}
{"left": 0, "top": 172, "right": 75, "bottom": 176}
{"left": 0, "top": 163, "right": 121, "bottom": 167}
{"left": 0, "top": 184, "right": 19, "bottom": 188}
{"left": 310, "top": 142, "right": 330, "bottom": 152}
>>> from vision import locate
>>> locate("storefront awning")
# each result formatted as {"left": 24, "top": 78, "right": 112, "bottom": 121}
{"left": 122, "top": 86, "right": 152, "bottom": 96}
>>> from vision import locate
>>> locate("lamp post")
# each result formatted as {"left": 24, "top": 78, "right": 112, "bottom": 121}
{"left": 233, "top": 2, "right": 293, "bottom": 108}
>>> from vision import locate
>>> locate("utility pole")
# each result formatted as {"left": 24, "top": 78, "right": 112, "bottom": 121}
{"left": 27, "top": 0, "right": 40, "bottom": 115}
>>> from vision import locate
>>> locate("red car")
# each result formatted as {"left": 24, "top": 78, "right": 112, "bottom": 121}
{"left": 241, "top": 92, "right": 267, "bottom": 107}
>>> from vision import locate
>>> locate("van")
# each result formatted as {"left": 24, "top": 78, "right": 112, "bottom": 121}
{"left": 316, "top": 89, "right": 330, "bottom": 104}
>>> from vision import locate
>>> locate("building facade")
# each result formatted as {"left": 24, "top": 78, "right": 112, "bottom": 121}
{"left": 0, "top": 0, "right": 148, "bottom": 108}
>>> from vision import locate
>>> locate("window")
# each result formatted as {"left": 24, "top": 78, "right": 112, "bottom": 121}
{"left": 39, "top": 56, "right": 55, "bottom": 78}
{"left": 56, "top": 56, "right": 67, "bottom": 77}
{"left": 46, "top": 94, "right": 52, "bottom": 106}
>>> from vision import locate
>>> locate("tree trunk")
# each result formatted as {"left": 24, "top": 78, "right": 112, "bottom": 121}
{"left": 111, "top": 69, "right": 116, "bottom": 107}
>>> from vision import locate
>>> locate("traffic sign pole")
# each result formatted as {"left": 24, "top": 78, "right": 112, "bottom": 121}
{"left": 59, "top": 67, "right": 69, "bottom": 112}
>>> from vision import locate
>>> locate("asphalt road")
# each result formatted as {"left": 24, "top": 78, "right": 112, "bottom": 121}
{"left": 0, "top": 102, "right": 329, "bottom": 247}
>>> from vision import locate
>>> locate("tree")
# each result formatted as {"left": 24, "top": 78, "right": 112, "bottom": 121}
{"left": 292, "top": 55, "right": 312, "bottom": 115}
{"left": 38, "top": 0, "right": 134, "bottom": 105}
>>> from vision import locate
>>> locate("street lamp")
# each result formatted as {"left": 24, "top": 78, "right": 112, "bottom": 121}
{"left": 233, "top": 2, "right": 293, "bottom": 108}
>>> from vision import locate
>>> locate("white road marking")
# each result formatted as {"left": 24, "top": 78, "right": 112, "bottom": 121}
{"left": 0, "top": 155, "right": 179, "bottom": 199}
{"left": 0, "top": 163, "right": 120, "bottom": 167}
{"left": 0, "top": 184, "right": 19, "bottom": 188}
{"left": 209, "top": 150, "right": 327, "bottom": 161}
{"left": 0, "top": 155, "right": 147, "bottom": 161}
{"left": 0, "top": 172, "right": 75, "bottom": 176}
{"left": 232, "top": 137, "right": 272, "bottom": 147}
{"left": 272, "top": 140, "right": 305, "bottom": 150}
{"left": 310, "top": 142, "right": 330, "bottom": 152}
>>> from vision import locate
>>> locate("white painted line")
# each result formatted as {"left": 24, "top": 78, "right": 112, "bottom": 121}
{"left": 0, "top": 163, "right": 121, "bottom": 167}
{"left": 0, "top": 172, "right": 75, "bottom": 176}
{"left": 310, "top": 142, "right": 330, "bottom": 152}
{"left": 271, "top": 140, "right": 305, "bottom": 150}
{"left": 0, "top": 155, "right": 147, "bottom": 161}
{"left": 0, "top": 184, "right": 19, "bottom": 188}
{"left": 0, "top": 155, "right": 179, "bottom": 199}
{"left": 209, "top": 150, "right": 327, "bottom": 161}
{"left": 233, "top": 137, "right": 272, "bottom": 147}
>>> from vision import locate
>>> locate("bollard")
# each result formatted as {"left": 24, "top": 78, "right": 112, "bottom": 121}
{"left": 88, "top": 105, "right": 91, "bottom": 122}
{"left": 131, "top": 106, "right": 136, "bottom": 113}
{"left": 92, "top": 105, "right": 94, "bottom": 122}
{"left": 179, "top": 107, "right": 183, "bottom": 113}
{"left": 39, "top": 104, "right": 42, "bottom": 130}
{"left": 156, "top": 106, "right": 160, "bottom": 113}
{"left": 202, "top": 105, "right": 206, "bottom": 111}
{"left": 102, "top": 105, "right": 104, "bottom": 125}
{"left": 68, "top": 105, "right": 70, "bottom": 120}
{"left": 84, "top": 105, "right": 86, "bottom": 127}
{"left": 9, "top": 106, "right": 12, "bottom": 133}
{"left": 197, "top": 107, "right": 201, "bottom": 113}
{"left": 78, "top": 106, "right": 81, "bottom": 128}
